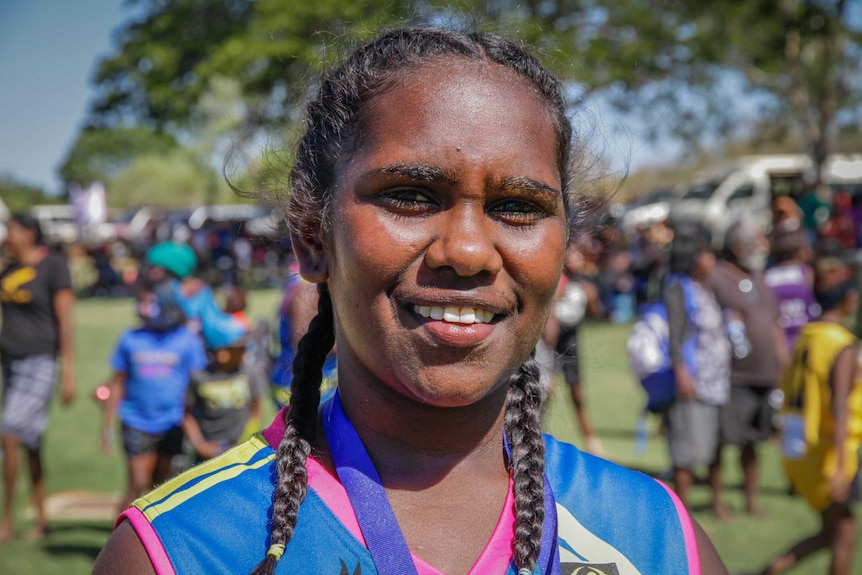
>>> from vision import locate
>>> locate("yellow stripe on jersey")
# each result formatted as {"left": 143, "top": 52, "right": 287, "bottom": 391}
{"left": 134, "top": 434, "right": 275, "bottom": 522}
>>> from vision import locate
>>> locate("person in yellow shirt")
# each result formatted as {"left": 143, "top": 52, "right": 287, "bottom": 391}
{"left": 758, "top": 273, "right": 861, "bottom": 575}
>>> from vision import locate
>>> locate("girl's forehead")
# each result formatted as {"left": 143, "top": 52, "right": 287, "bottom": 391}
{"left": 345, "top": 61, "right": 559, "bottom": 174}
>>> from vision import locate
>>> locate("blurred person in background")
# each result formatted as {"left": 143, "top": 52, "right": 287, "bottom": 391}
{"left": 757, "top": 272, "right": 860, "bottom": 575}
{"left": 183, "top": 327, "right": 263, "bottom": 465}
{"left": 764, "top": 229, "right": 818, "bottom": 354}
{"left": 99, "top": 280, "right": 208, "bottom": 515}
{"left": 0, "top": 213, "right": 76, "bottom": 542}
{"left": 709, "top": 217, "right": 788, "bottom": 518}
{"left": 144, "top": 241, "right": 246, "bottom": 353}
{"left": 270, "top": 258, "right": 337, "bottom": 409}
{"left": 541, "top": 239, "right": 605, "bottom": 454}
{"left": 663, "top": 223, "right": 730, "bottom": 511}
{"left": 770, "top": 195, "right": 803, "bottom": 236}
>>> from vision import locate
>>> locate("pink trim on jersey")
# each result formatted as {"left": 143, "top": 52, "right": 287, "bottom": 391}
{"left": 264, "top": 409, "right": 515, "bottom": 575}
{"left": 262, "top": 406, "right": 288, "bottom": 447}
{"left": 117, "top": 506, "right": 177, "bottom": 575}
{"left": 306, "top": 456, "right": 366, "bottom": 545}
{"left": 656, "top": 480, "right": 700, "bottom": 575}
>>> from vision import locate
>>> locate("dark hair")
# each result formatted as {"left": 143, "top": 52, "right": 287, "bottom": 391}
{"left": 136, "top": 278, "right": 187, "bottom": 332}
{"left": 770, "top": 229, "right": 808, "bottom": 264}
{"left": 815, "top": 277, "right": 857, "bottom": 312}
{"left": 250, "top": 27, "right": 578, "bottom": 575}
{"left": 10, "top": 212, "right": 43, "bottom": 245}
{"left": 669, "top": 222, "right": 710, "bottom": 275}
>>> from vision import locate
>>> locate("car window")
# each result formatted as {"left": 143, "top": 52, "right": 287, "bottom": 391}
{"left": 682, "top": 182, "right": 720, "bottom": 200}
{"left": 728, "top": 185, "right": 754, "bottom": 201}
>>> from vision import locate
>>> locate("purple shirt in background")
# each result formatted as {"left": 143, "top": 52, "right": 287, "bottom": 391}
{"left": 764, "top": 262, "right": 818, "bottom": 352}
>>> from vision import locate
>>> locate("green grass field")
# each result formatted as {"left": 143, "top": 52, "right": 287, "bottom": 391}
{"left": 0, "top": 291, "right": 859, "bottom": 574}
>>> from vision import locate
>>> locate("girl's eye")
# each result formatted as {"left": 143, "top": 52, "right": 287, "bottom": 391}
{"left": 379, "top": 189, "right": 437, "bottom": 212}
{"left": 489, "top": 199, "right": 548, "bottom": 224}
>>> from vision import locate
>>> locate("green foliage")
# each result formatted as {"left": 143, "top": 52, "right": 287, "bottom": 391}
{"left": 0, "top": 174, "right": 51, "bottom": 213}
{"left": 106, "top": 148, "right": 238, "bottom": 208}
{"left": 89, "top": 0, "right": 412, "bottom": 131}
{"left": 58, "top": 126, "right": 179, "bottom": 188}
{"left": 81, "top": 1, "right": 861, "bottom": 189}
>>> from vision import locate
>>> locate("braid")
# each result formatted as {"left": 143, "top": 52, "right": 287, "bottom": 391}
{"left": 505, "top": 354, "right": 547, "bottom": 573}
{"left": 248, "top": 284, "right": 335, "bottom": 575}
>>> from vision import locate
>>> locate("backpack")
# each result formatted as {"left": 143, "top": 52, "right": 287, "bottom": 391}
{"left": 626, "top": 275, "right": 699, "bottom": 411}
{"left": 627, "top": 303, "right": 675, "bottom": 411}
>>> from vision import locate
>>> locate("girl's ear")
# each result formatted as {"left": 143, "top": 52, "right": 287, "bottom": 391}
{"left": 290, "top": 222, "right": 329, "bottom": 283}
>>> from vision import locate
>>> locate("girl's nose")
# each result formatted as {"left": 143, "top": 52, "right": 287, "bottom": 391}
{"left": 423, "top": 205, "right": 503, "bottom": 277}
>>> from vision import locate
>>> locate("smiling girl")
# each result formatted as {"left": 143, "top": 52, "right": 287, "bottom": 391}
{"left": 93, "top": 28, "right": 727, "bottom": 575}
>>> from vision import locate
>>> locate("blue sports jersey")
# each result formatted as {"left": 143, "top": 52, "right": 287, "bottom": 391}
{"left": 112, "top": 327, "right": 208, "bottom": 434}
{"left": 121, "top": 411, "right": 699, "bottom": 574}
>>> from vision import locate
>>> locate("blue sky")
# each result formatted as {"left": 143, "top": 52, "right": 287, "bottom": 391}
{"left": 0, "top": 0, "right": 126, "bottom": 195}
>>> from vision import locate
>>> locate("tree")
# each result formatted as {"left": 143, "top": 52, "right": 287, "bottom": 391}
{"left": 0, "top": 174, "right": 51, "bottom": 213}
{"left": 84, "top": 0, "right": 862, "bottom": 186}
{"left": 87, "top": 0, "right": 411, "bottom": 133}
{"left": 106, "top": 149, "right": 229, "bottom": 209}
{"left": 469, "top": 0, "right": 862, "bottom": 184}
{"left": 59, "top": 126, "right": 180, "bottom": 189}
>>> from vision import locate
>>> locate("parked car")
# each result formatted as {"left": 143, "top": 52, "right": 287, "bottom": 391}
{"left": 620, "top": 187, "right": 679, "bottom": 233}
{"left": 668, "top": 154, "right": 862, "bottom": 246}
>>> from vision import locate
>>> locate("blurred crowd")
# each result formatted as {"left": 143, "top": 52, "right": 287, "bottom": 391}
{"left": 3, "top": 189, "right": 862, "bottom": 571}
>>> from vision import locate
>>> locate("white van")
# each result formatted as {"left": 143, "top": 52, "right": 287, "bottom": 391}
{"left": 668, "top": 154, "right": 862, "bottom": 246}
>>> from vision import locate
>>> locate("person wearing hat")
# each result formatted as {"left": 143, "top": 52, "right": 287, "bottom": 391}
{"left": 144, "top": 241, "right": 247, "bottom": 352}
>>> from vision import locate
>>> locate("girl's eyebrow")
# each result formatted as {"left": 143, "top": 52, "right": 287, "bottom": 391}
{"left": 373, "top": 163, "right": 459, "bottom": 184}
{"left": 494, "top": 175, "right": 561, "bottom": 198}
{"left": 366, "top": 164, "right": 561, "bottom": 197}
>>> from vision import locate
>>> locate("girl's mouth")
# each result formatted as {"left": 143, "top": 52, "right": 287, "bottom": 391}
{"left": 412, "top": 304, "right": 495, "bottom": 325}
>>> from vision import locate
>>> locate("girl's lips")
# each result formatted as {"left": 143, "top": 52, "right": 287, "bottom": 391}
{"left": 418, "top": 315, "right": 496, "bottom": 347}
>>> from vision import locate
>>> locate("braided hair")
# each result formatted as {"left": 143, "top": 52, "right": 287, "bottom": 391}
{"left": 251, "top": 27, "right": 583, "bottom": 575}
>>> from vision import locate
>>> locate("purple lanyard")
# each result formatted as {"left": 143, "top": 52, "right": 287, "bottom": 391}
{"left": 321, "top": 390, "right": 561, "bottom": 575}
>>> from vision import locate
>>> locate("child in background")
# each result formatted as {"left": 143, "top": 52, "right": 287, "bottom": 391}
{"left": 183, "top": 332, "right": 263, "bottom": 464}
{"left": 758, "top": 273, "right": 861, "bottom": 575}
{"left": 100, "top": 281, "right": 208, "bottom": 515}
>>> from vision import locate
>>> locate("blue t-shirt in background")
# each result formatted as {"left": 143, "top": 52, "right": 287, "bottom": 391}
{"left": 112, "top": 327, "right": 208, "bottom": 434}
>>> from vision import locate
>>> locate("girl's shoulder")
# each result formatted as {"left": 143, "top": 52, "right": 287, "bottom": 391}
{"left": 543, "top": 435, "right": 696, "bottom": 574}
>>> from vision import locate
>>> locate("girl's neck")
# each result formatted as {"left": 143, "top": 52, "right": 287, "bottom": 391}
{"left": 333, "top": 374, "right": 510, "bottom": 484}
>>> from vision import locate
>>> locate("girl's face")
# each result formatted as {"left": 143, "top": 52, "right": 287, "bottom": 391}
{"left": 303, "top": 61, "right": 568, "bottom": 408}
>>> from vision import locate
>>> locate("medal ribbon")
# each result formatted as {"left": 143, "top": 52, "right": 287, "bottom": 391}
{"left": 322, "top": 390, "right": 561, "bottom": 575}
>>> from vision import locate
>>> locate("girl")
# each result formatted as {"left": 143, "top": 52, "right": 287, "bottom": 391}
{"left": 94, "top": 28, "right": 726, "bottom": 574}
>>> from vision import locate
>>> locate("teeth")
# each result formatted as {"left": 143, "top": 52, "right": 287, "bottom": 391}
{"left": 414, "top": 305, "right": 495, "bottom": 324}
